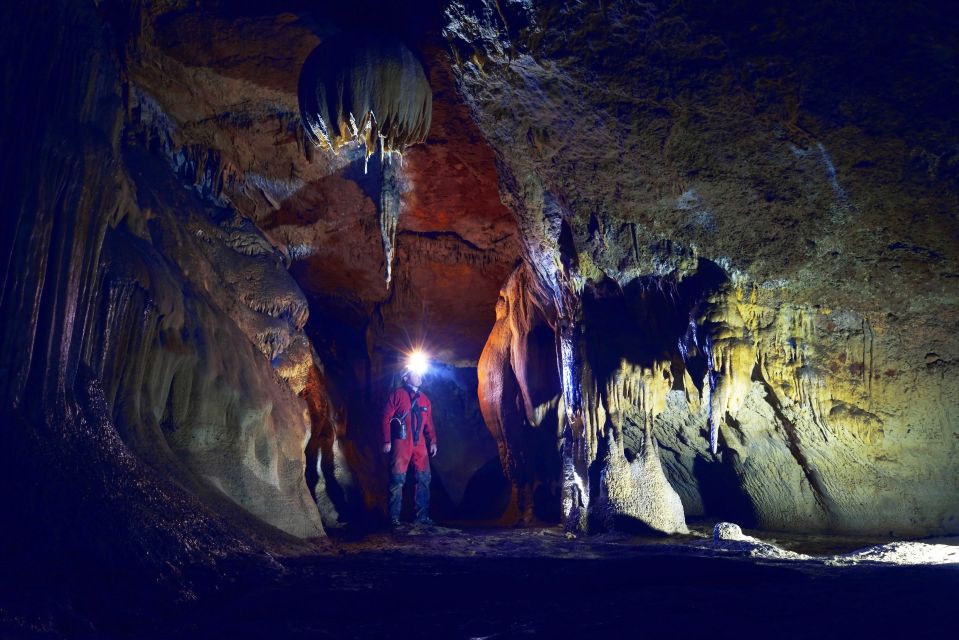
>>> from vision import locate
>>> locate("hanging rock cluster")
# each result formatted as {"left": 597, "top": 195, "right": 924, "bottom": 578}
{"left": 298, "top": 34, "right": 432, "bottom": 162}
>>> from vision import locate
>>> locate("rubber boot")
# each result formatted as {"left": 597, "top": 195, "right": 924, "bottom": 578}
{"left": 414, "top": 471, "right": 433, "bottom": 525}
{"left": 388, "top": 473, "right": 405, "bottom": 525}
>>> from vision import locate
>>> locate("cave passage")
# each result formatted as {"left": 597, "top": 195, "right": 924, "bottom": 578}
{"left": 282, "top": 88, "right": 520, "bottom": 529}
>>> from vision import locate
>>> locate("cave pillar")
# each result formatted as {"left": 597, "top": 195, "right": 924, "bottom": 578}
{"left": 554, "top": 295, "right": 597, "bottom": 533}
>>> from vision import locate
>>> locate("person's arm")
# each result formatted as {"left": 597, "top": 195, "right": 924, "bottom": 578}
{"left": 382, "top": 390, "right": 398, "bottom": 452}
{"left": 424, "top": 397, "right": 437, "bottom": 456}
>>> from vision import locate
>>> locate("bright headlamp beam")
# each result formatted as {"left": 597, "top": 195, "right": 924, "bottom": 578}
{"left": 406, "top": 350, "right": 429, "bottom": 376}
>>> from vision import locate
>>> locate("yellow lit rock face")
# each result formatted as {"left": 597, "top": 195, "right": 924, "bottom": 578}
{"left": 702, "top": 291, "right": 758, "bottom": 453}
{"left": 648, "top": 278, "right": 959, "bottom": 535}
{"left": 272, "top": 335, "right": 315, "bottom": 395}
{"left": 596, "top": 359, "right": 673, "bottom": 458}
{"left": 479, "top": 253, "right": 959, "bottom": 535}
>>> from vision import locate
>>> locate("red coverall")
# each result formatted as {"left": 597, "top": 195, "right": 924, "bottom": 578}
{"left": 382, "top": 385, "right": 436, "bottom": 523}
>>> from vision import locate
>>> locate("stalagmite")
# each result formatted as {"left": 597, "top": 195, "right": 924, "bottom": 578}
{"left": 597, "top": 429, "right": 688, "bottom": 534}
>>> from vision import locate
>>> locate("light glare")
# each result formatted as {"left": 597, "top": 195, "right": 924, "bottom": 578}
{"left": 407, "top": 350, "right": 429, "bottom": 376}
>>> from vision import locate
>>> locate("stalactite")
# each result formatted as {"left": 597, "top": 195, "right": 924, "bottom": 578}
{"left": 379, "top": 150, "right": 401, "bottom": 287}
{"left": 700, "top": 289, "right": 758, "bottom": 454}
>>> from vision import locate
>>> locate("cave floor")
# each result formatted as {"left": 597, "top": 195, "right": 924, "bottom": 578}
{"left": 76, "top": 526, "right": 959, "bottom": 639}
{"left": 323, "top": 520, "right": 916, "bottom": 557}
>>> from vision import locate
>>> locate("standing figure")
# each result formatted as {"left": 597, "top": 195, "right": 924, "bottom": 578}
{"left": 382, "top": 368, "right": 437, "bottom": 526}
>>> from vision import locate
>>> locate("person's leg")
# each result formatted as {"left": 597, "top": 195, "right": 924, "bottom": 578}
{"left": 389, "top": 439, "right": 412, "bottom": 524}
{"left": 388, "top": 473, "right": 405, "bottom": 524}
{"left": 413, "top": 471, "right": 432, "bottom": 523}
{"left": 412, "top": 443, "right": 432, "bottom": 524}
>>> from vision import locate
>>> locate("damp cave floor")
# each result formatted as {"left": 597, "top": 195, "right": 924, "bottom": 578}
{"left": 11, "top": 525, "right": 959, "bottom": 639}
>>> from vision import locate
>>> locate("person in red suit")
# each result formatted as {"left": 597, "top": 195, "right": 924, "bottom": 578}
{"left": 382, "top": 368, "right": 437, "bottom": 525}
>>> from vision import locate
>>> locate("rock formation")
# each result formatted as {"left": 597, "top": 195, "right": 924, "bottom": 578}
{"left": 449, "top": 0, "right": 959, "bottom": 535}
{"left": 478, "top": 262, "right": 562, "bottom": 524}
{"left": 596, "top": 429, "right": 689, "bottom": 535}
{"left": 115, "top": 1, "right": 518, "bottom": 532}
{"left": 298, "top": 34, "right": 433, "bottom": 159}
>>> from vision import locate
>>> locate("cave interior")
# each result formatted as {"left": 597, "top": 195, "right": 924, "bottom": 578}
{"left": 2, "top": 0, "right": 958, "bottom": 637}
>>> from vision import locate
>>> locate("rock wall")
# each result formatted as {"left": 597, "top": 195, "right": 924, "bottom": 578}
{"left": 452, "top": 0, "right": 959, "bottom": 535}
{"left": 94, "top": 143, "right": 323, "bottom": 539}
{"left": 0, "top": 0, "right": 296, "bottom": 609}
{"left": 0, "top": 0, "right": 521, "bottom": 542}
{"left": 478, "top": 262, "right": 562, "bottom": 524}
{"left": 1, "top": 4, "right": 330, "bottom": 599}
{"left": 5, "top": 3, "right": 957, "bottom": 600}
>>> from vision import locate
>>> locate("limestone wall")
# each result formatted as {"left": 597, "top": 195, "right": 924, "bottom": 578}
{"left": 455, "top": 0, "right": 959, "bottom": 535}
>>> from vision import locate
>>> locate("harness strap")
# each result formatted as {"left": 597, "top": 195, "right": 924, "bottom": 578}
{"left": 405, "top": 387, "right": 425, "bottom": 445}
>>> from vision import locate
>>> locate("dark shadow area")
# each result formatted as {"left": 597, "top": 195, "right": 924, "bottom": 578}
{"left": 458, "top": 457, "right": 512, "bottom": 521}
{"left": 341, "top": 145, "right": 388, "bottom": 201}
{"left": 423, "top": 365, "right": 503, "bottom": 522}
{"left": 528, "top": 408, "right": 563, "bottom": 524}
{"left": 693, "top": 453, "right": 758, "bottom": 528}
{"left": 501, "top": 335, "right": 564, "bottom": 525}
{"left": 301, "top": 294, "right": 374, "bottom": 526}
{"left": 23, "top": 538, "right": 955, "bottom": 639}
{"left": 582, "top": 258, "right": 729, "bottom": 388}
{"left": 607, "top": 515, "right": 674, "bottom": 536}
